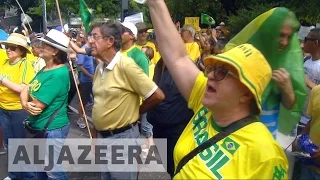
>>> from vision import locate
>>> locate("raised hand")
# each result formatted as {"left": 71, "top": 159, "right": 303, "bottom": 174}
{"left": 272, "top": 68, "right": 292, "bottom": 90}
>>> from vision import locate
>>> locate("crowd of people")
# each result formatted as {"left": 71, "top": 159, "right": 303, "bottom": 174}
{"left": 0, "top": 0, "right": 320, "bottom": 179}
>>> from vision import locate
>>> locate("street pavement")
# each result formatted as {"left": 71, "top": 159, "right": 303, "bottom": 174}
{"left": 0, "top": 95, "right": 170, "bottom": 179}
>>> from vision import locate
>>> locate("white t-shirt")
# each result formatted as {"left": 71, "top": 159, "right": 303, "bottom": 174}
{"left": 300, "top": 57, "right": 320, "bottom": 124}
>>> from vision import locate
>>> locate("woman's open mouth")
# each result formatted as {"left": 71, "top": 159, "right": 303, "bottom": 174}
{"left": 206, "top": 84, "right": 217, "bottom": 93}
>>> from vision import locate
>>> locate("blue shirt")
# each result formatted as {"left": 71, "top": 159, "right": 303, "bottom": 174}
{"left": 77, "top": 45, "right": 94, "bottom": 83}
{"left": 260, "top": 104, "right": 280, "bottom": 138}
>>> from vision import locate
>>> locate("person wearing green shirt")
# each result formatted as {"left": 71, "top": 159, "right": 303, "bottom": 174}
{"left": 20, "top": 29, "right": 71, "bottom": 180}
{"left": 121, "top": 22, "right": 149, "bottom": 75}
{"left": 120, "top": 22, "right": 155, "bottom": 151}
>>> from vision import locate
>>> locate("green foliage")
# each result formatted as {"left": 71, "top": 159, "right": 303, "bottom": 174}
{"left": 26, "top": 0, "right": 120, "bottom": 20}
{"left": 3, "top": 0, "right": 37, "bottom": 11}
{"left": 128, "top": 0, "right": 151, "bottom": 25}
{"left": 284, "top": 0, "right": 320, "bottom": 25}
{"left": 225, "top": 0, "right": 320, "bottom": 37}
{"left": 226, "top": 3, "right": 277, "bottom": 38}
{"left": 4, "top": 0, "right": 320, "bottom": 33}
{"left": 165, "top": 0, "right": 223, "bottom": 24}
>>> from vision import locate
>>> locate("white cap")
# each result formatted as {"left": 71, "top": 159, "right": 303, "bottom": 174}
{"left": 121, "top": 22, "right": 138, "bottom": 38}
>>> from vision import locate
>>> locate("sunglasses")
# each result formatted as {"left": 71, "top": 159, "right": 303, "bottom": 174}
{"left": 138, "top": 29, "right": 148, "bottom": 34}
{"left": 305, "top": 37, "right": 319, "bottom": 43}
{"left": 5, "top": 45, "right": 18, "bottom": 51}
{"left": 204, "top": 66, "right": 238, "bottom": 81}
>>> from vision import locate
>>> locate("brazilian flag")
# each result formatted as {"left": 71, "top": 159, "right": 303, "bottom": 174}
{"left": 226, "top": 7, "right": 307, "bottom": 135}
{"left": 201, "top": 13, "right": 215, "bottom": 25}
{"left": 79, "top": 0, "right": 92, "bottom": 33}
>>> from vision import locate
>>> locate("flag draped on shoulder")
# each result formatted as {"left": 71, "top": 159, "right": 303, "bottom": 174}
{"left": 79, "top": 0, "right": 92, "bottom": 33}
{"left": 201, "top": 13, "right": 215, "bottom": 25}
{"left": 225, "top": 7, "right": 307, "bottom": 135}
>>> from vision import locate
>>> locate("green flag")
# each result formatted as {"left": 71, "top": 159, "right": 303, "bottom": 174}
{"left": 225, "top": 8, "right": 306, "bottom": 135}
{"left": 79, "top": 0, "right": 91, "bottom": 33}
{"left": 201, "top": 13, "right": 215, "bottom": 25}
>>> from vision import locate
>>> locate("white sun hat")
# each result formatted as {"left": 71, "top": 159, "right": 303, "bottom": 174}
{"left": 38, "top": 29, "right": 70, "bottom": 52}
{"left": 121, "top": 22, "right": 138, "bottom": 38}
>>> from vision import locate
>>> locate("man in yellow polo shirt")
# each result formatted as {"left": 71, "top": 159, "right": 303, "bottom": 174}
{"left": 88, "top": 22, "right": 165, "bottom": 179}
{"left": 181, "top": 24, "right": 201, "bottom": 63}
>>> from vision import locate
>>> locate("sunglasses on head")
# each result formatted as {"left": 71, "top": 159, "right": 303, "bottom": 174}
{"left": 5, "top": 45, "right": 18, "bottom": 51}
{"left": 204, "top": 65, "right": 238, "bottom": 81}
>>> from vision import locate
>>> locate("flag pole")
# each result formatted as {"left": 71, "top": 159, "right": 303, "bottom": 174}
{"left": 68, "top": 60, "right": 93, "bottom": 139}
{"left": 15, "top": 0, "right": 33, "bottom": 31}
{"left": 55, "top": 0, "right": 64, "bottom": 32}
{"left": 55, "top": 0, "right": 92, "bottom": 139}
{"left": 41, "top": 0, "right": 47, "bottom": 33}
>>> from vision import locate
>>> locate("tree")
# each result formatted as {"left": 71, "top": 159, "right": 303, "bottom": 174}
{"left": 226, "top": 3, "right": 277, "bottom": 38}
{"left": 226, "top": 0, "right": 320, "bottom": 37}
{"left": 3, "top": 0, "right": 38, "bottom": 12}
{"left": 27, "top": 0, "right": 120, "bottom": 20}
{"left": 4, "top": 0, "right": 320, "bottom": 33}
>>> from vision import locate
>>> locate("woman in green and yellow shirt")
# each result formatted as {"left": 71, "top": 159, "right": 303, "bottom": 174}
{"left": 0, "top": 33, "right": 35, "bottom": 180}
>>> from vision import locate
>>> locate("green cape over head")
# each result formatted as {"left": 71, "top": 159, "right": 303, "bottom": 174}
{"left": 225, "top": 7, "right": 307, "bottom": 135}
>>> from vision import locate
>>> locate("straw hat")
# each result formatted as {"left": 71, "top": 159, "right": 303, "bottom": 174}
{"left": 0, "top": 33, "right": 31, "bottom": 53}
{"left": 38, "top": 29, "right": 70, "bottom": 52}
{"left": 204, "top": 44, "right": 272, "bottom": 113}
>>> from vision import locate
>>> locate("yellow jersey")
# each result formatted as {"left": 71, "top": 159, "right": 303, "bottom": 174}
{"left": 0, "top": 49, "right": 7, "bottom": 64}
{"left": 185, "top": 42, "right": 201, "bottom": 63}
{"left": 135, "top": 41, "right": 161, "bottom": 65}
{"left": 173, "top": 73, "right": 289, "bottom": 179}
{"left": 307, "top": 85, "right": 320, "bottom": 173}
{"left": 26, "top": 50, "right": 36, "bottom": 62}
{"left": 0, "top": 58, "right": 35, "bottom": 110}
{"left": 149, "top": 63, "right": 155, "bottom": 80}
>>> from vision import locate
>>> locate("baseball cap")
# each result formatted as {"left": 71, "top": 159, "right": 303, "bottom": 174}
{"left": 121, "top": 22, "right": 138, "bottom": 38}
{"left": 135, "top": 22, "right": 148, "bottom": 31}
{"left": 204, "top": 44, "right": 271, "bottom": 113}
